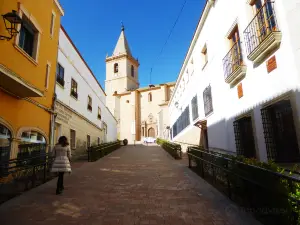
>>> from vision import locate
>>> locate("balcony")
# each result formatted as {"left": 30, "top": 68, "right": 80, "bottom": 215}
{"left": 244, "top": 1, "right": 282, "bottom": 64}
{"left": 223, "top": 41, "right": 247, "bottom": 85}
{"left": 0, "top": 63, "right": 43, "bottom": 98}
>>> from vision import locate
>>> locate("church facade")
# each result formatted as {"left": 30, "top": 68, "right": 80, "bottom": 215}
{"left": 105, "top": 26, "right": 175, "bottom": 144}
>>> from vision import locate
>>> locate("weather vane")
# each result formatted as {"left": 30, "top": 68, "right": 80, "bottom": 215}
{"left": 121, "top": 21, "right": 125, "bottom": 31}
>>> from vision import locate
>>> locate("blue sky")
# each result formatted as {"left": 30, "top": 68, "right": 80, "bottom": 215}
{"left": 59, "top": 0, "right": 205, "bottom": 88}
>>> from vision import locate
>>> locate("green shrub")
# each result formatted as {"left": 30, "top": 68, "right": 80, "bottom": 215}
{"left": 157, "top": 139, "right": 182, "bottom": 159}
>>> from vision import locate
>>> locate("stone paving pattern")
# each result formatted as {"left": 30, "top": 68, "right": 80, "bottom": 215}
{"left": 0, "top": 145, "right": 262, "bottom": 225}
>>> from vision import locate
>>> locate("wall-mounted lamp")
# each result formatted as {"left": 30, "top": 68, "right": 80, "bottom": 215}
{"left": 0, "top": 10, "right": 22, "bottom": 41}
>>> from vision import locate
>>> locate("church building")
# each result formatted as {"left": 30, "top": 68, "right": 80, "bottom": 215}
{"left": 105, "top": 26, "right": 175, "bottom": 144}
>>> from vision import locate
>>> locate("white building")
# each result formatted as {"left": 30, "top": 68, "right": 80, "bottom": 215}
{"left": 54, "top": 26, "right": 117, "bottom": 158}
{"left": 169, "top": 0, "right": 300, "bottom": 163}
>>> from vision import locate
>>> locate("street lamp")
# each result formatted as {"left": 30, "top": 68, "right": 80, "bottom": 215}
{"left": 0, "top": 10, "right": 22, "bottom": 41}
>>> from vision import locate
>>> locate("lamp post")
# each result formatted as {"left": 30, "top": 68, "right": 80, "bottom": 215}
{"left": 0, "top": 10, "right": 22, "bottom": 41}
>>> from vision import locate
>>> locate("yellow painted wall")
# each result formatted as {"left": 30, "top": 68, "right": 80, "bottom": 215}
{"left": 0, "top": 0, "right": 63, "bottom": 145}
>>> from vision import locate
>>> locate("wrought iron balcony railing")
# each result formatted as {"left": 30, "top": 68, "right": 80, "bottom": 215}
{"left": 223, "top": 40, "right": 244, "bottom": 81}
{"left": 243, "top": 1, "right": 279, "bottom": 57}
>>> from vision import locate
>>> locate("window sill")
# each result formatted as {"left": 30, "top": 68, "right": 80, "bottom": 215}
{"left": 205, "top": 111, "right": 214, "bottom": 118}
{"left": 14, "top": 44, "right": 38, "bottom": 66}
{"left": 70, "top": 95, "right": 78, "bottom": 101}
{"left": 56, "top": 82, "right": 65, "bottom": 89}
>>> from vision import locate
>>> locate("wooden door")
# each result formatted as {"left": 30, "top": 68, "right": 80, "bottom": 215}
{"left": 148, "top": 128, "right": 155, "bottom": 138}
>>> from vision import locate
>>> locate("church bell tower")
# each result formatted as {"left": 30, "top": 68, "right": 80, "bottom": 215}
{"left": 105, "top": 25, "right": 139, "bottom": 116}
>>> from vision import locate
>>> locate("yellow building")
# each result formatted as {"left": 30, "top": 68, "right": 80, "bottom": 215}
{"left": 0, "top": 0, "right": 64, "bottom": 161}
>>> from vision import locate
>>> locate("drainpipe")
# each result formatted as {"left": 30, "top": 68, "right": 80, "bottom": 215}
{"left": 49, "top": 93, "right": 57, "bottom": 152}
{"left": 49, "top": 38, "right": 60, "bottom": 151}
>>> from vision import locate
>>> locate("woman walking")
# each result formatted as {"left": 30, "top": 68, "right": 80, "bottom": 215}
{"left": 51, "top": 136, "right": 72, "bottom": 195}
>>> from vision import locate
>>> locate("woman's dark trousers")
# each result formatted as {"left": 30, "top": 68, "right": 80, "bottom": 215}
{"left": 56, "top": 172, "right": 64, "bottom": 194}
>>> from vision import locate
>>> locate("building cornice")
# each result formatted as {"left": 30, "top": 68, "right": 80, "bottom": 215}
{"left": 105, "top": 54, "right": 139, "bottom": 67}
{"left": 113, "top": 81, "right": 175, "bottom": 97}
{"left": 168, "top": 0, "right": 214, "bottom": 107}
{"left": 53, "top": 0, "right": 64, "bottom": 16}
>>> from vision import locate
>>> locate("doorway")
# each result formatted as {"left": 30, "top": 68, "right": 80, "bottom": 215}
{"left": 148, "top": 128, "right": 155, "bottom": 138}
{"left": 202, "top": 128, "right": 209, "bottom": 150}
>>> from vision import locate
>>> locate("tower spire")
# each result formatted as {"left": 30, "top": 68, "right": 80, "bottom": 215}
{"left": 113, "top": 23, "right": 132, "bottom": 56}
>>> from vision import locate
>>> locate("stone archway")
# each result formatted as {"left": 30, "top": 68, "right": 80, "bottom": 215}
{"left": 148, "top": 128, "right": 155, "bottom": 138}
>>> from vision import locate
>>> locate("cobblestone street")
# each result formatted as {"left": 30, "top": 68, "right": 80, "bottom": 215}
{"left": 0, "top": 145, "right": 261, "bottom": 225}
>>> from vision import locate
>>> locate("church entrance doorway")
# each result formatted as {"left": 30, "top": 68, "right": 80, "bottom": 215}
{"left": 148, "top": 128, "right": 155, "bottom": 138}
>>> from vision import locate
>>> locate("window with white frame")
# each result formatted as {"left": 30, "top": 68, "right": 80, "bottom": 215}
{"left": 18, "top": 16, "right": 37, "bottom": 58}
{"left": 16, "top": 6, "right": 41, "bottom": 61}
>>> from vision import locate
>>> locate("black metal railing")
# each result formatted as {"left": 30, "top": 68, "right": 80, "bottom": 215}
{"left": 0, "top": 153, "right": 55, "bottom": 204}
{"left": 56, "top": 76, "right": 65, "bottom": 87}
{"left": 17, "top": 143, "right": 46, "bottom": 157}
{"left": 223, "top": 40, "right": 243, "bottom": 80}
{"left": 187, "top": 147, "right": 300, "bottom": 225}
{"left": 87, "top": 141, "right": 121, "bottom": 162}
{"left": 244, "top": 1, "right": 279, "bottom": 56}
{"left": 157, "top": 138, "right": 182, "bottom": 159}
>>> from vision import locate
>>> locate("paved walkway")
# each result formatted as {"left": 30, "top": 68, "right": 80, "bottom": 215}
{"left": 0, "top": 145, "right": 261, "bottom": 225}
